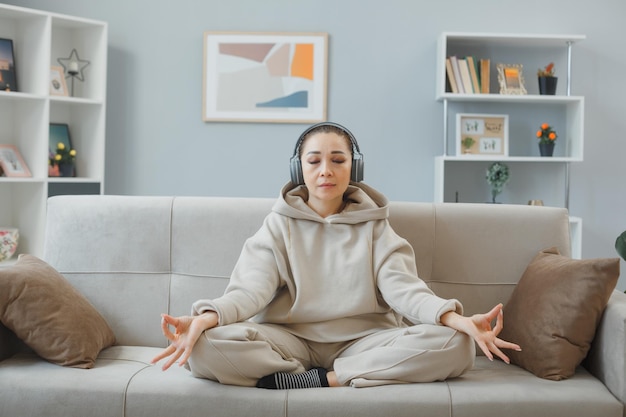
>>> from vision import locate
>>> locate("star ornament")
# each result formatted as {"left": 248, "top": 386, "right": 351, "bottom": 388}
{"left": 57, "top": 49, "right": 90, "bottom": 82}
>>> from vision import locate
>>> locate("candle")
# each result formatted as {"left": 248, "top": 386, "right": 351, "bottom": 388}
{"left": 69, "top": 61, "right": 78, "bottom": 72}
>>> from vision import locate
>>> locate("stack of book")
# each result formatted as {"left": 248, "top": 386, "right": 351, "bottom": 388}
{"left": 445, "top": 56, "right": 490, "bottom": 94}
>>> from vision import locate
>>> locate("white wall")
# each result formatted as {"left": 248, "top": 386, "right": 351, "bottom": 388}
{"left": 8, "top": 0, "right": 626, "bottom": 288}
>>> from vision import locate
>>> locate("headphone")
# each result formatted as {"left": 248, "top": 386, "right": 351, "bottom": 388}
{"left": 289, "top": 122, "right": 364, "bottom": 185}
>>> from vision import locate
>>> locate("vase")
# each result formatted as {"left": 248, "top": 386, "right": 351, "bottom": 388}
{"left": 539, "top": 142, "right": 555, "bottom": 157}
{"left": 538, "top": 76, "right": 558, "bottom": 95}
{"left": 59, "top": 163, "right": 75, "bottom": 177}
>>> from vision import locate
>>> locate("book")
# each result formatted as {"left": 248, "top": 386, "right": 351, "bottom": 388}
{"left": 466, "top": 56, "right": 481, "bottom": 94}
{"left": 480, "top": 59, "right": 491, "bottom": 94}
{"left": 448, "top": 56, "right": 465, "bottom": 94}
{"left": 458, "top": 58, "right": 474, "bottom": 94}
{"left": 445, "top": 57, "right": 459, "bottom": 93}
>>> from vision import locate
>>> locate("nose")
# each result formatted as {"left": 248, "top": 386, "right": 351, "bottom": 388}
{"left": 319, "top": 159, "right": 332, "bottom": 176}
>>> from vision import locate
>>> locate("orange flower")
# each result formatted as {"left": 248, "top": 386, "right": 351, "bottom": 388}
{"left": 536, "top": 123, "right": 557, "bottom": 145}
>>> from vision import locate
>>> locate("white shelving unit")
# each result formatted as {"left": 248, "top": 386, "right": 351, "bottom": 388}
{"left": 0, "top": 4, "right": 107, "bottom": 262}
{"left": 435, "top": 32, "right": 585, "bottom": 258}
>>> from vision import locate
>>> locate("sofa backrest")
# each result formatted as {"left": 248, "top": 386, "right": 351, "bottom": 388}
{"left": 44, "top": 195, "right": 570, "bottom": 348}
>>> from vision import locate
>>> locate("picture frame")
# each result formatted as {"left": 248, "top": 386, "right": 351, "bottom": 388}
{"left": 50, "top": 66, "right": 69, "bottom": 96}
{"left": 497, "top": 63, "right": 527, "bottom": 95}
{"left": 456, "top": 113, "right": 509, "bottom": 157}
{"left": 0, "top": 145, "right": 31, "bottom": 177}
{"left": 0, "top": 38, "right": 17, "bottom": 92}
{"left": 203, "top": 32, "right": 328, "bottom": 123}
{"left": 48, "top": 123, "right": 74, "bottom": 177}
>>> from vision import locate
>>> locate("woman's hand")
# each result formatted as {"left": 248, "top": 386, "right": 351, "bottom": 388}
{"left": 150, "top": 311, "right": 218, "bottom": 371}
{"left": 440, "top": 303, "right": 521, "bottom": 364}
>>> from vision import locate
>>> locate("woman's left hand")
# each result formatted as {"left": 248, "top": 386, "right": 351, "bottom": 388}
{"left": 440, "top": 303, "right": 521, "bottom": 364}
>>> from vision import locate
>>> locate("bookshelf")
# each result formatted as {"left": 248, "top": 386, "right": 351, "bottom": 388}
{"left": 435, "top": 32, "right": 585, "bottom": 258}
{"left": 0, "top": 4, "right": 107, "bottom": 263}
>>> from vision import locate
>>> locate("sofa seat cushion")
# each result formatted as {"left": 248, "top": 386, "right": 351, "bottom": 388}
{"left": 447, "top": 358, "right": 622, "bottom": 417}
{"left": 0, "top": 346, "right": 150, "bottom": 417}
{"left": 1, "top": 347, "right": 622, "bottom": 417}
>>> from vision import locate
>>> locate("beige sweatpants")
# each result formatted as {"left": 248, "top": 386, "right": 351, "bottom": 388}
{"left": 188, "top": 321, "right": 475, "bottom": 388}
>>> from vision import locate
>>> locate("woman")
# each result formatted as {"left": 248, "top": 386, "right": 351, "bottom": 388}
{"left": 151, "top": 122, "right": 520, "bottom": 389}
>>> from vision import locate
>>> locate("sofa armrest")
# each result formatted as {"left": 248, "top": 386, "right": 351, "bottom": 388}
{"left": 586, "top": 290, "right": 626, "bottom": 405}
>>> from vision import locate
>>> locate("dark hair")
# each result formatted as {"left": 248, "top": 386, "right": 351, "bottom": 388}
{"left": 299, "top": 124, "right": 353, "bottom": 158}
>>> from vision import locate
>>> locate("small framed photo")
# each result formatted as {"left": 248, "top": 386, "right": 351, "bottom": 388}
{"left": 497, "top": 63, "right": 527, "bottom": 95}
{"left": 456, "top": 113, "right": 509, "bottom": 157}
{"left": 203, "top": 32, "right": 328, "bottom": 123}
{"left": 0, "top": 38, "right": 18, "bottom": 92}
{"left": 50, "top": 66, "right": 69, "bottom": 96}
{"left": 0, "top": 145, "right": 31, "bottom": 177}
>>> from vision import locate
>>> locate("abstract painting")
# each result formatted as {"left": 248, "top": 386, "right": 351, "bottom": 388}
{"left": 203, "top": 32, "right": 328, "bottom": 123}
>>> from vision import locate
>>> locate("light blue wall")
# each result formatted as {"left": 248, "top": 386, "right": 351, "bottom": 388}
{"left": 8, "top": 0, "right": 626, "bottom": 288}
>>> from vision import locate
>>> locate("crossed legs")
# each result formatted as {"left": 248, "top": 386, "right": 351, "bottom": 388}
{"left": 188, "top": 321, "right": 474, "bottom": 388}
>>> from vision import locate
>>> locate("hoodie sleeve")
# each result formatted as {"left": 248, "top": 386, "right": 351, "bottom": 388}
{"left": 191, "top": 215, "right": 284, "bottom": 326}
{"left": 373, "top": 220, "right": 463, "bottom": 325}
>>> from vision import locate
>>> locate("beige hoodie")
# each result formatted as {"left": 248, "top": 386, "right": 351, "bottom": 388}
{"left": 192, "top": 182, "right": 462, "bottom": 343}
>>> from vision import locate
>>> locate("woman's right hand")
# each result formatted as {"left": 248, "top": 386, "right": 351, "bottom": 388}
{"left": 150, "top": 311, "right": 219, "bottom": 371}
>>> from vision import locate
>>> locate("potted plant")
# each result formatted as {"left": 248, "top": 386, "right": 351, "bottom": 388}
{"left": 49, "top": 142, "right": 77, "bottom": 177}
{"left": 536, "top": 123, "right": 558, "bottom": 157}
{"left": 485, "top": 162, "right": 509, "bottom": 204}
{"left": 461, "top": 137, "right": 475, "bottom": 153}
{"left": 537, "top": 62, "right": 557, "bottom": 95}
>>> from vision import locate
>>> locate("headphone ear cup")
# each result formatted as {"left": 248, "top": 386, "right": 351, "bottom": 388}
{"left": 351, "top": 154, "right": 364, "bottom": 182}
{"left": 290, "top": 155, "right": 304, "bottom": 185}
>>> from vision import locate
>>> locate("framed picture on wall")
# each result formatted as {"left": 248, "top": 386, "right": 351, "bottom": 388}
{"left": 50, "top": 66, "right": 69, "bottom": 96}
{"left": 456, "top": 113, "right": 509, "bottom": 157}
{"left": 496, "top": 63, "right": 527, "bottom": 95}
{"left": 0, "top": 144, "right": 31, "bottom": 177}
{"left": 0, "top": 38, "right": 17, "bottom": 92}
{"left": 202, "top": 32, "right": 328, "bottom": 123}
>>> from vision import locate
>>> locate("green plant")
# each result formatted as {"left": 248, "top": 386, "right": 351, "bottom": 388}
{"left": 616, "top": 231, "right": 626, "bottom": 261}
{"left": 50, "top": 142, "right": 76, "bottom": 166}
{"left": 538, "top": 62, "right": 555, "bottom": 77}
{"left": 485, "top": 162, "right": 509, "bottom": 204}
{"left": 536, "top": 123, "right": 558, "bottom": 145}
{"left": 462, "top": 137, "right": 475, "bottom": 151}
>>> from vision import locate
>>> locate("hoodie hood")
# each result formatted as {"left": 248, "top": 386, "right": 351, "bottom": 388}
{"left": 272, "top": 181, "right": 389, "bottom": 224}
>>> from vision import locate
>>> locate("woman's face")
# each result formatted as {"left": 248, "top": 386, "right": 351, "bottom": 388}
{"left": 300, "top": 131, "right": 352, "bottom": 217}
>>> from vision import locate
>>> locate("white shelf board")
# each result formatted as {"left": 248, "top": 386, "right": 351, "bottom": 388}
{"left": 441, "top": 32, "right": 586, "bottom": 47}
{"left": 439, "top": 156, "right": 583, "bottom": 163}
{"left": 437, "top": 93, "right": 583, "bottom": 103}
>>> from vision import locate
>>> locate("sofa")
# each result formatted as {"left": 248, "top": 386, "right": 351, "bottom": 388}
{"left": 0, "top": 194, "right": 624, "bottom": 417}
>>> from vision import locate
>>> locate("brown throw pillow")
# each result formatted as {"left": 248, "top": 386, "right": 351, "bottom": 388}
{"left": 0, "top": 254, "right": 115, "bottom": 368}
{"left": 499, "top": 247, "right": 619, "bottom": 380}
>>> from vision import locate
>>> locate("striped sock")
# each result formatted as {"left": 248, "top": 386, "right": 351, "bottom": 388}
{"left": 256, "top": 368, "right": 329, "bottom": 389}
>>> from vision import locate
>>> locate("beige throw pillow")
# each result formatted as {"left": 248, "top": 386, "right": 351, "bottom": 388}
{"left": 0, "top": 254, "right": 115, "bottom": 368}
{"left": 499, "top": 247, "right": 619, "bottom": 380}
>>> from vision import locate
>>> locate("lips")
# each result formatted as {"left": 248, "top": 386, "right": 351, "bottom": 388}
{"left": 319, "top": 183, "right": 335, "bottom": 188}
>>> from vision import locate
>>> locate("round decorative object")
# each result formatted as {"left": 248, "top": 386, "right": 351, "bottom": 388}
{"left": 539, "top": 142, "right": 555, "bottom": 157}
{"left": 485, "top": 162, "right": 510, "bottom": 204}
{"left": 0, "top": 227, "right": 19, "bottom": 262}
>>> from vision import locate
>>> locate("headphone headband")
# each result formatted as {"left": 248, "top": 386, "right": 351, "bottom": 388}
{"left": 292, "top": 122, "right": 361, "bottom": 157}
{"left": 289, "top": 122, "right": 364, "bottom": 185}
